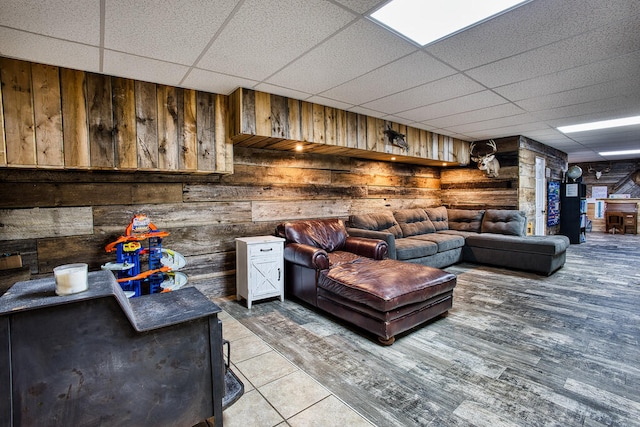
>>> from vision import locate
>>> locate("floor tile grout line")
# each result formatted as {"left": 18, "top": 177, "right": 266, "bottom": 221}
{"left": 219, "top": 307, "right": 377, "bottom": 426}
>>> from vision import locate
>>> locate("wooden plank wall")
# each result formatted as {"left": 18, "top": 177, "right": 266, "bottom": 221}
{"left": 0, "top": 147, "right": 442, "bottom": 298}
{"left": 519, "top": 136, "right": 567, "bottom": 235}
{"left": 441, "top": 137, "right": 521, "bottom": 211}
{"left": 0, "top": 57, "right": 232, "bottom": 174}
{"left": 229, "top": 88, "right": 469, "bottom": 166}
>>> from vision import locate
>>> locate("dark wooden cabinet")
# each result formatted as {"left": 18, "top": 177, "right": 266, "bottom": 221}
{"left": 560, "top": 183, "right": 587, "bottom": 244}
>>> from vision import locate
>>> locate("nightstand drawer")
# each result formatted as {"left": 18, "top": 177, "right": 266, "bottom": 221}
{"left": 249, "top": 242, "right": 283, "bottom": 257}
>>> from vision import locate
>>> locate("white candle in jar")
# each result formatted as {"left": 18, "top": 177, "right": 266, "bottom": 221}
{"left": 54, "top": 264, "right": 88, "bottom": 295}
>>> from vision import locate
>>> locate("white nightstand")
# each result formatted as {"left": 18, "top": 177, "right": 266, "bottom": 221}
{"left": 235, "top": 236, "right": 285, "bottom": 308}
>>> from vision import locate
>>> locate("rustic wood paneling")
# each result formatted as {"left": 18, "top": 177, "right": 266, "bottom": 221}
{"left": 0, "top": 207, "right": 93, "bottom": 240}
{"left": 61, "top": 68, "right": 90, "bottom": 167}
{"left": 0, "top": 72, "right": 5, "bottom": 166}
{"left": 180, "top": 89, "right": 198, "bottom": 170}
{"left": 112, "top": 77, "right": 137, "bottom": 169}
{"left": 1, "top": 58, "right": 36, "bottom": 166}
{"left": 252, "top": 199, "right": 351, "bottom": 222}
{"left": 31, "top": 63, "right": 64, "bottom": 167}
{"left": 1, "top": 57, "right": 231, "bottom": 174}
{"left": 87, "top": 73, "right": 115, "bottom": 168}
{"left": 157, "top": 85, "right": 179, "bottom": 170}
{"left": 229, "top": 88, "right": 469, "bottom": 166}
{"left": 135, "top": 80, "right": 158, "bottom": 169}
{"left": 37, "top": 234, "right": 112, "bottom": 273}
{"left": 196, "top": 92, "right": 216, "bottom": 171}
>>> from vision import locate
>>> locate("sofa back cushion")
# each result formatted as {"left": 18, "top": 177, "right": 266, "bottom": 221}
{"left": 349, "top": 212, "right": 403, "bottom": 238}
{"left": 448, "top": 209, "right": 485, "bottom": 232}
{"left": 425, "top": 206, "right": 449, "bottom": 231}
{"left": 481, "top": 210, "right": 527, "bottom": 236}
{"left": 281, "top": 218, "right": 348, "bottom": 252}
{"left": 393, "top": 209, "right": 436, "bottom": 237}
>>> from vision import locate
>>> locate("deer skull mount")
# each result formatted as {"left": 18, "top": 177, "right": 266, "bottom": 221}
{"left": 588, "top": 163, "right": 611, "bottom": 180}
{"left": 384, "top": 126, "right": 408, "bottom": 152}
{"left": 470, "top": 140, "right": 500, "bottom": 178}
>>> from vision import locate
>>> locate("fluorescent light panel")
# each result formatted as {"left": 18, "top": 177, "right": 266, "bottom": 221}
{"left": 557, "top": 115, "right": 640, "bottom": 133}
{"left": 598, "top": 149, "right": 640, "bottom": 156}
{"left": 370, "top": 0, "right": 528, "bottom": 46}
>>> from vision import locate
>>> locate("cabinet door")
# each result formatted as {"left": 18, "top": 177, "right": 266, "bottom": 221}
{"left": 250, "top": 256, "right": 282, "bottom": 298}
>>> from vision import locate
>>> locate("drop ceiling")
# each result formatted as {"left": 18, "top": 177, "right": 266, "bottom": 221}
{"left": 1, "top": 0, "right": 638, "bottom": 163}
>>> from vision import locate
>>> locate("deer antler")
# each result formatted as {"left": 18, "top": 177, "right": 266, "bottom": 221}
{"left": 487, "top": 139, "right": 497, "bottom": 153}
{"left": 469, "top": 142, "right": 476, "bottom": 155}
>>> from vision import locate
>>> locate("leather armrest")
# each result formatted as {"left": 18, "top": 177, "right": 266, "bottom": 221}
{"left": 346, "top": 228, "right": 396, "bottom": 259}
{"left": 284, "top": 243, "right": 330, "bottom": 270}
{"left": 344, "top": 236, "right": 388, "bottom": 260}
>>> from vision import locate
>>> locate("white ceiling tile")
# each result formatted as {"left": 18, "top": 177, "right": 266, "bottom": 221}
{"left": 320, "top": 51, "right": 456, "bottom": 105}
{"left": 348, "top": 105, "right": 386, "bottom": 118}
{"left": 198, "top": 0, "right": 357, "bottom": 81}
{"left": 181, "top": 68, "right": 258, "bottom": 95}
{"left": 306, "top": 96, "right": 353, "bottom": 111}
{"left": 534, "top": 96, "right": 640, "bottom": 125}
{"left": 441, "top": 113, "right": 542, "bottom": 135}
{"left": 253, "top": 83, "right": 313, "bottom": 101}
{"left": 0, "top": 0, "right": 100, "bottom": 44}
{"left": 494, "top": 50, "right": 640, "bottom": 101}
{"left": 425, "top": 0, "right": 640, "bottom": 70}
{"left": 266, "top": 18, "right": 416, "bottom": 94}
{"left": 0, "top": 28, "right": 100, "bottom": 72}
{"left": 333, "top": 0, "right": 386, "bottom": 14}
{"left": 103, "top": 50, "right": 190, "bottom": 86}
{"left": 397, "top": 91, "right": 509, "bottom": 123}
{"left": 362, "top": 74, "right": 485, "bottom": 114}
{"left": 466, "top": 18, "right": 640, "bottom": 88}
{"left": 423, "top": 103, "right": 526, "bottom": 129}
{"left": 104, "top": 0, "right": 240, "bottom": 65}
{"left": 516, "top": 78, "right": 640, "bottom": 112}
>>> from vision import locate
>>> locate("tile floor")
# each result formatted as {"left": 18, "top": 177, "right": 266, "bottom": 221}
{"left": 216, "top": 308, "right": 374, "bottom": 427}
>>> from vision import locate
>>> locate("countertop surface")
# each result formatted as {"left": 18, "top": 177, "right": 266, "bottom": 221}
{"left": 0, "top": 269, "right": 220, "bottom": 331}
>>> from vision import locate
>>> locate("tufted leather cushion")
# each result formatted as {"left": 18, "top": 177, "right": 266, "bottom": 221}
{"left": 349, "top": 211, "right": 403, "bottom": 238}
{"left": 282, "top": 218, "right": 348, "bottom": 252}
{"left": 481, "top": 209, "right": 527, "bottom": 236}
{"left": 394, "top": 209, "right": 436, "bottom": 237}
{"left": 447, "top": 209, "right": 485, "bottom": 232}
{"left": 425, "top": 206, "right": 449, "bottom": 231}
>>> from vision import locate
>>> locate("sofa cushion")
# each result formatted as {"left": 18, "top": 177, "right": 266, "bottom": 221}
{"left": 447, "top": 209, "right": 485, "bottom": 232}
{"left": 395, "top": 238, "right": 438, "bottom": 260}
{"left": 394, "top": 209, "right": 436, "bottom": 237}
{"left": 349, "top": 212, "right": 403, "bottom": 238}
{"left": 481, "top": 209, "right": 527, "bottom": 236}
{"left": 282, "top": 218, "right": 348, "bottom": 252}
{"left": 410, "top": 233, "right": 465, "bottom": 252}
{"left": 465, "top": 234, "right": 569, "bottom": 255}
{"left": 425, "top": 206, "right": 448, "bottom": 231}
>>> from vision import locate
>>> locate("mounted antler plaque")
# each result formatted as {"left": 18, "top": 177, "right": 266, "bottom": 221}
{"left": 470, "top": 140, "right": 500, "bottom": 178}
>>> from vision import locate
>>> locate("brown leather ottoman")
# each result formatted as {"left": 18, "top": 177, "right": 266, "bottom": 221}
{"left": 316, "top": 258, "right": 456, "bottom": 345}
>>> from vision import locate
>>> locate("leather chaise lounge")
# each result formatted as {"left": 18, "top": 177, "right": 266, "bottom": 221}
{"left": 276, "top": 218, "right": 457, "bottom": 345}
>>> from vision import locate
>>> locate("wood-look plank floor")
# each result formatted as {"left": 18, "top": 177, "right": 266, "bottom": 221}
{"left": 219, "top": 232, "right": 640, "bottom": 427}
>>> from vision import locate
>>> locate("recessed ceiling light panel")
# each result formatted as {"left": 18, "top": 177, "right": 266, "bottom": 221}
{"left": 598, "top": 149, "right": 640, "bottom": 156}
{"left": 557, "top": 115, "right": 640, "bottom": 133}
{"left": 370, "top": 0, "right": 529, "bottom": 46}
